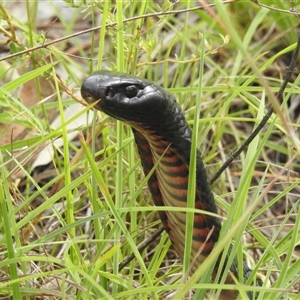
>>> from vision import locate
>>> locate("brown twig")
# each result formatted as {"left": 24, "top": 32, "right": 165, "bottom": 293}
{"left": 118, "top": 227, "right": 164, "bottom": 271}
{"left": 252, "top": 0, "right": 300, "bottom": 16}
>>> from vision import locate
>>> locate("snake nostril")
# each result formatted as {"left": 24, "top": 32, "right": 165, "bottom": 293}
{"left": 81, "top": 85, "right": 93, "bottom": 101}
{"left": 105, "top": 86, "right": 116, "bottom": 98}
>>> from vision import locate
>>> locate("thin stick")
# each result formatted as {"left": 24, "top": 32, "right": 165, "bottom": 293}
{"left": 210, "top": 34, "right": 300, "bottom": 184}
{"left": 118, "top": 227, "right": 164, "bottom": 271}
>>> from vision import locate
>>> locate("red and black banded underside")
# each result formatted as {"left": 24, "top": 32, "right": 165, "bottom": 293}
{"left": 132, "top": 126, "right": 220, "bottom": 266}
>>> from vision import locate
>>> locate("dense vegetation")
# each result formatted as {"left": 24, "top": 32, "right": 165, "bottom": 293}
{"left": 0, "top": 1, "right": 299, "bottom": 299}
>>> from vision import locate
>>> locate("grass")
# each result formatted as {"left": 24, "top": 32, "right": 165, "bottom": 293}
{"left": 0, "top": 0, "right": 300, "bottom": 299}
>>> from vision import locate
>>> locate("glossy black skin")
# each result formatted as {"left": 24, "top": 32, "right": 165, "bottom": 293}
{"left": 81, "top": 70, "right": 175, "bottom": 124}
{"left": 81, "top": 71, "right": 193, "bottom": 160}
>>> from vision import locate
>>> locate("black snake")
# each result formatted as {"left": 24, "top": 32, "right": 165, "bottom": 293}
{"left": 81, "top": 70, "right": 263, "bottom": 299}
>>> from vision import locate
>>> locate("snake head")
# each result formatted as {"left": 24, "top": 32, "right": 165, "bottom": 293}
{"left": 81, "top": 70, "right": 173, "bottom": 123}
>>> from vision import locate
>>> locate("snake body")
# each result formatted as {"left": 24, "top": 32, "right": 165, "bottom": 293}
{"left": 81, "top": 71, "right": 262, "bottom": 299}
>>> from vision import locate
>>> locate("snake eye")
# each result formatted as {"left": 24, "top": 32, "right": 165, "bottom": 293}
{"left": 124, "top": 85, "right": 138, "bottom": 98}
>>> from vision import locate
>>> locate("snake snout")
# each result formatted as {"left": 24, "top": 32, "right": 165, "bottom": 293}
{"left": 81, "top": 77, "right": 107, "bottom": 104}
